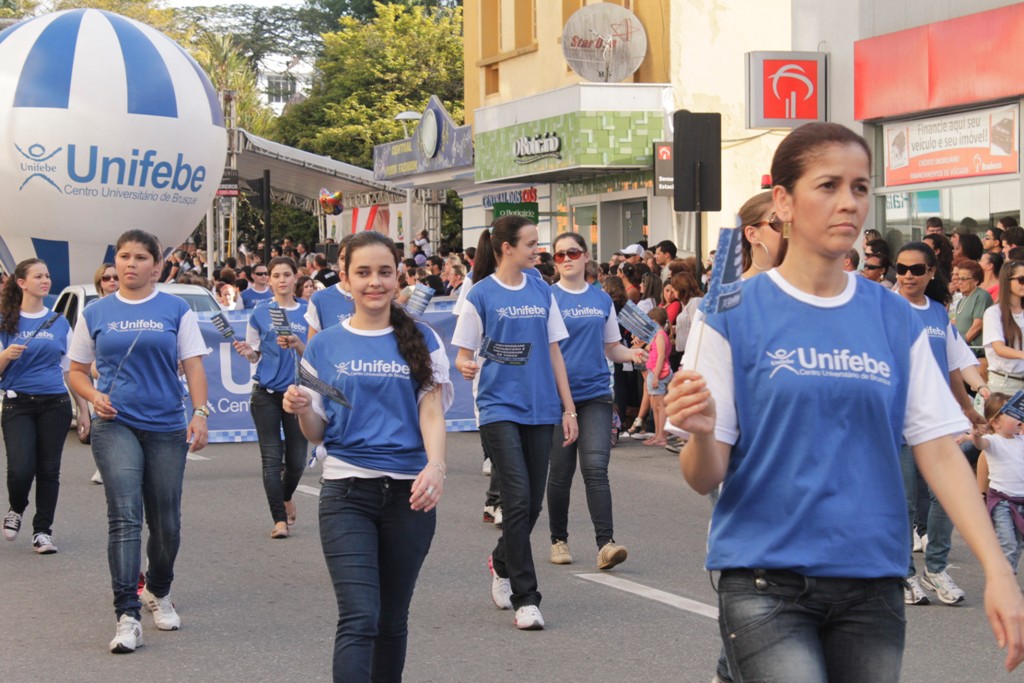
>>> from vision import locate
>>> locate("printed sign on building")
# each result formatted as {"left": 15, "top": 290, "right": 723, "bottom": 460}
{"left": 883, "top": 104, "right": 1019, "bottom": 187}
{"left": 746, "top": 52, "right": 828, "bottom": 129}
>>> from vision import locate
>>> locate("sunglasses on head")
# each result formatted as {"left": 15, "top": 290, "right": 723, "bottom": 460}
{"left": 755, "top": 214, "right": 783, "bottom": 233}
{"left": 101, "top": 275, "right": 119, "bottom": 282}
{"left": 553, "top": 248, "right": 585, "bottom": 264}
{"left": 895, "top": 263, "right": 929, "bottom": 276}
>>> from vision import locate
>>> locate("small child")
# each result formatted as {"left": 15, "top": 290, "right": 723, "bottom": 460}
{"left": 971, "top": 392, "right": 1024, "bottom": 573}
{"left": 642, "top": 307, "right": 673, "bottom": 447}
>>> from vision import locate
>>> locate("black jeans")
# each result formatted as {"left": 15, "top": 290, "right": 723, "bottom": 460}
{"left": 320, "top": 477, "right": 435, "bottom": 683}
{"left": 480, "top": 421, "right": 554, "bottom": 609}
{"left": 3, "top": 393, "right": 72, "bottom": 535}
{"left": 251, "top": 387, "right": 308, "bottom": 524}
{"left": 547, "top": 395, "right": 615, "bottom": 549}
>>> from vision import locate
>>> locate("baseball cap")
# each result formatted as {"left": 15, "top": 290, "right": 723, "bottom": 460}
{"left": 617, "top": 244, "right": 644, "bottom": 256}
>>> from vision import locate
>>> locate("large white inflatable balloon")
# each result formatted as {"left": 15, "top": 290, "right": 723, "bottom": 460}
{"left": 0, "top": 9, "right": 226, "bottom": 290}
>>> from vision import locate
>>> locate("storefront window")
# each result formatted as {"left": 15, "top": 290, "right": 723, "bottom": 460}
{"left": 573, "top": 204, "right": 598, "bottom": 258}
{"left": 878, "top": 179, "right": 1020, "bottom": 247}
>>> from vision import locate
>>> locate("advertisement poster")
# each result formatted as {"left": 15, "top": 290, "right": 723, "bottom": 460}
{"left": 884, "top": 104, "right": 1019, "bottom": 187}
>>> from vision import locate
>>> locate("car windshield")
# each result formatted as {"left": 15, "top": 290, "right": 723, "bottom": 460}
{"left": 178, "top": 293, "right": 220, "bottom": 313}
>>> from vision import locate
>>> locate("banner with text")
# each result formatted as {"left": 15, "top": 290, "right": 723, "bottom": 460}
{"left": 883, "top": 104, "right": 1018, "bottom": 187}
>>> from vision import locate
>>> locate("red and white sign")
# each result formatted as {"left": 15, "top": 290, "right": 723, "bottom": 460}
{"left": 746, "top": 52, "right": 828, "bottom": 129}
{"left": 883, "top": 104, "right": 1019, "bottom": 187}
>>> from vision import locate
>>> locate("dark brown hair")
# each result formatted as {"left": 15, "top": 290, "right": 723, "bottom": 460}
{"left": 771, "top": 122, "right": 872, "bottom": 194}
{"left": 267, "top": 256, "right": 297, "bottom": 275}
{"left": 739, "top": 191, "right": 779, "bottom": 272}
{"left": 0, "top": 259, "right": 46, "bottom": 336}
{"left": 116, "top": 229, "right": 161, "bottom": 263}
{"left": 473, "top": 215, "right": 535, "bottom": 283}
{"left": 984, "top": 392, "right": 1011, "bottom": 422}
{"left": 997, "top": 261, "right": 1024, "bottom": 350}
{"left": 343, "top": 231, "right": 434, "bottom": 391}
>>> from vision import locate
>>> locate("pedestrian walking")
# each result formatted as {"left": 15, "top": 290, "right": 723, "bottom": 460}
{"left": 282, "top": 231, "right": 451, "bottom": 683}
{"left": 668, "top": 122, "right": 1024, "bottom": 680}
{"left": 1, "top": 259, "right": 80, "bottom": 554}
{"left": 452, "top": 215, "right": 578, "bottom": 630}
{"left": 982, "top": 260, "right": 1024, "bottom": 395}
{"left": 546, "top": 232, "right": 644, "bottom": 571}
{"left": 68, "top": 229, "right": 209, "bottom": 654}
{"left": 973, "top": 393, "right": 1024, "bottom": 574}
{"left": 233, "top": 257, "right": 309, "bottom": 539}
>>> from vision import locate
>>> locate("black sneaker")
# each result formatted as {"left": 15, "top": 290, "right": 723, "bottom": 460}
{"left": 3, "top": 509, "right": 21, "bottom": 541}
{"left": 32, "top": 533, "right": 58, "bottom": 554}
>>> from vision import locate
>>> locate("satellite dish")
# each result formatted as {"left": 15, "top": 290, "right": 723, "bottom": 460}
{"left": 562, "top": 3, "right": 648, "bottom": 83}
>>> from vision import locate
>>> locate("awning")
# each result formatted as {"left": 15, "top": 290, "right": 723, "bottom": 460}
{"left": 236, "top": 130, "right": 404, "bottom": 211}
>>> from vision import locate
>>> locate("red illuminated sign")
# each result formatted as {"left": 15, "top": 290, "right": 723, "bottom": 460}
{"left": 746, "top": 52, "right": 828, "bottom": 129}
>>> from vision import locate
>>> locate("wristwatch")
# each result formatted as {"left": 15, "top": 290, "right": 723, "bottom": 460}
{"left": 193, "top": 406, "right": 210, "bottom": 419}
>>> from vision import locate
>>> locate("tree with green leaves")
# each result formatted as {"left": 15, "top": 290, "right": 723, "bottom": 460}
{"left": 273, "top": 1, "right": 463, "bottom": 170}
{"left": 192, "top": 32, "right": 275, "bottom": 136}
{"left": 0, "top": 0, "right": 39, "bottom": 20}
{"left": 301, "top": 0, "right": 461, "bottom": 35}
{"left": 173, "top": 4, "right": 323, "bottom": 67}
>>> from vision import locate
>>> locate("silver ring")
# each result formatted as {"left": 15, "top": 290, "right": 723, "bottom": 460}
{"left": 426, "top": 486, "right": 435, "bottom": 495}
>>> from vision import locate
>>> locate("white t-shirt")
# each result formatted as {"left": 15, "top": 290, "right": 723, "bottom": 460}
{"left": 982, "top": 305, "right": 1024, "bottom": 376}
{"left": 979, "top": 433, "right": 1024, "bottom": 497}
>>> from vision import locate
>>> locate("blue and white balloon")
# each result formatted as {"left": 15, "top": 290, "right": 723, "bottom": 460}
{"left": 0, "top": 9, "right": 226, "bottom": 290}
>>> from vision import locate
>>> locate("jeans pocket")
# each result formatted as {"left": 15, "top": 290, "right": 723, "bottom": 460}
{"left": 319, "top": 481, "right": 354, "bottom": 505}
{"left": 872, "top": 582, "right": 908, "bottom": 625}
{"left": 720, "top": 589, "right": 789, "bottom": 640}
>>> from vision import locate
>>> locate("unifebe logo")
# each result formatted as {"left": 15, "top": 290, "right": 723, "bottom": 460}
{"left": 335, "top": 359, "right": 409, "bottom": 380}
{"left": 15, "top": 143, "right": 63, "bottom": 192}
{"left": 763, "top": 60, "right": 818, "bottom": 120}
{"left": 561, "top": 305, "right": 606, "bottom": 319}
{"left": 106, "top": 320, "right": 166, "bottom": 333}
{"left": 496, "top": 305, "right": 547, "bottom": 320}
{"left": 765, "top": 347, "right": 891, "bottom": 384}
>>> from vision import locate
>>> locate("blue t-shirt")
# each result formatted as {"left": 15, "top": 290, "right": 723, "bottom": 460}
{"left": 907, "top": 297, "right": 956, "bottom": 381}
{"left": 69, "top": 291, "right": 208, "bottom": 432}
{"left": 249, "top": 299, "right": 309, "bottom": 392}
{"left": 0, "top": 309, "right": 71, "bottom": 395}
{"left": 240, "top": 286, "right": 273, "bottom": 310}
{"left": 302, "top": 319, "right": 446, "bottom": 475}
{"left": 687, "top": 271, "right": 966, "bottom": 578}
{"left": 306, "top": 285, "right": 355, "bottom": 332}
{"left": 452, "top": 274, "right": 568, "bottom": 426}
{"left": 552, "top": 282, "right": 619, "bottom": 403}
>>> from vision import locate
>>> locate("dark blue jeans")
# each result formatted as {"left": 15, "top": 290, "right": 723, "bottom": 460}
{"left": 480, "top": 421, "right": 554, "bottom": 609}
{"left": 91, "top": 419, "right": 188, "bottom": 620}
{"left": 251, "top": 387, "right": 308, "bottom": 524}
{"left": 718, "top": 569, "right": 905, "bottom": 683}
{"left": 320, "top": 477, "right": 435, "bottom": 683}
{"left": 2, "top": 393, "right": 72, "bottom": 535}
{"left": 547, "top": 395, "right": 614, "bottom": 548}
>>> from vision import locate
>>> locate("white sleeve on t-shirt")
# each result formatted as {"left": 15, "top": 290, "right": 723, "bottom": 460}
{"left": 451, "top": 300, "right": 483, "bottom": 351}
{"left": 67, "top": 316, "right": 95, "bottom": 365}
{"left": 177, "top": 310, "right": 209, "bottom": 360}
{"left": 246, "top": 321, "right": 261, "bottom": 352}
{"left": 666, "top": 317, "right": 738, "bottom": 445}
{"left": 903, "top": 330, "right": 970, "bottom": 445}
{"left": 947, "top": 324, "right": 979, "bottom": 371}
{"left": 547, "top": 294, "right": 568, "bottom": 344}
{"left": 604, "top": 307, "right": 622, "bottom": 344}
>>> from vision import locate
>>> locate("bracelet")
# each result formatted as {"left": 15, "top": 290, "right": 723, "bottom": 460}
{"left": 193, "top": 407, "right": 209, "bottom": 418}
{"left": 563, "top": 411, "right": 577, "bottom": 418}
{"left": 429, "top": 462, "right": 446, "bottom": 479}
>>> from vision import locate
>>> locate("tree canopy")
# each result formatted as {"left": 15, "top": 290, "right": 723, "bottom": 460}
{"left": 273, "top": 2, "right": 463, "bottom": 170}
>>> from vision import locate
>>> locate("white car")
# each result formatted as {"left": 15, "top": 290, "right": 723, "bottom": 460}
{"left": 53, "top": 282, "right": 221, "bottom": 327}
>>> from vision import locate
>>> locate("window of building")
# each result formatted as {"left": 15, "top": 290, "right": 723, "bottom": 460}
{"left": 514, "top": 0, "right": 536, "bottom": 50}
{"left": 265, "top": 74, "right": 296, "bottom": 104}
{"left": 484, "top": 64, "right": 500, "bottom": 96}
{"left": 481, "top": 0, "right": 500, "bottom": 59}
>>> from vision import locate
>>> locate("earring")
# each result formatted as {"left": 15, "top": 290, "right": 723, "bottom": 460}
{"left": 752, "top": 241, "right": 771, "bottom": 271}
{"left": 782, "top": 221, "right": 792, "bottom": 239}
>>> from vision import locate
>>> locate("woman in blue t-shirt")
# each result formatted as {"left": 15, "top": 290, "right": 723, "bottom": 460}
{"left": 547, "top": 232, "right": 645, "bottom": 571}
{"left": 667, "top": 123, "right": 1024, "bottom": 680}
{"left": 233, "top": 256, "right": 309, "bottom": 539}
{"left": 0, "top": 259, "right": 81, "bottom": 554}
{"left": 452, "top": 215, "right": 578, "bottom": 631}
{"left": 68, "top": 230, "right": 210, "bottom": 655}
{"left": 282, "top": 231, "right": 452, "bottom": 683}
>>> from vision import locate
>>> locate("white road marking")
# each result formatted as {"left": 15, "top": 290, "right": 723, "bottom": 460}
{"left": 575, "top": 573, "right": 719, "bottom": 620}
{"left": 186, "top": 453, "right": 209, "bottom": 461}
{"left": 296, "top": 484, "right": 321, "bottom": 497}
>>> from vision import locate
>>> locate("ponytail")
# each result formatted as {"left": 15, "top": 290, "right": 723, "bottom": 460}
{"left": 0, "top": 259, "right": 44, "bottom": 336}
{"left": 473, "top": 229, "right": 498, "bottom": 282}
{"left": 472, "top": 215, "right": 534, "bottom": 284}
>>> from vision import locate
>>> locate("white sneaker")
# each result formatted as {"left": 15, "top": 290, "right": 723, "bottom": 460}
{"left": 483, "top": 505, "right": 497, "bottom": 524}
{"left": 109, "top": 615, "right": 143, "bottom": 653}
{"left": 91, "top": 469, "right": 103, "bottom": 485}
{"left": 904, "top": 575, "right": 929, "bottom": 605}
{"left": 514, "top": 605, "right": 545, "bottom": 630}
{"left": 482, "top": 458, "right": 492, "bottom": 476}
{"left": 3, "top": 510, "right": 22, "bottom": 541}
{"left": 489, "top": 556, "right": 512, "bottom": 610}
{"left": 140, "top": 587, "right": 181, "bottom": 630}
{"left": 912, "top": 529, "right": 923, "bottom": 553}
{"left": 629, "top": 430, "right": 655, "bottom": 440}
{"left": 32, "top": 533, "right": 58, "bottom": 554}
{"left": 493, "top": 507, "right": 503, "bottom": 529}
{"left": 921, "top": 569, "right": 965, "bottom": 605}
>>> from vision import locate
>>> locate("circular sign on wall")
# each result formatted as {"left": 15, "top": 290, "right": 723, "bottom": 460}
{"left": 0, "top": 9, "right": 227, "bottom": 289}
{"left": 562, "top": 3, "right": 648, "bottom": 83}
{"left": 417, "top": 108, "right": 440, "bottom": 159}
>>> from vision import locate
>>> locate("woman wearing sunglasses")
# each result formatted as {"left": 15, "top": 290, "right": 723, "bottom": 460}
{"left": 668, "top": 123, "right": 1024, "bottom": 680}
{"left": 894, "top": 242, "right": 990, "bottom": 608}
{"left": 546, "top": 233, "right": 645, "bottom": 571}
{"left": 740, "top": 191, "right": 785, "bottom": 279}
{"left": 983, "top": 261, "right": 1024, "bottom": 397}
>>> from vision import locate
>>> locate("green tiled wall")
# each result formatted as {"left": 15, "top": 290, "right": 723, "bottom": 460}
{"left": 475, "top": 111, "right": 663, "bottom": 182}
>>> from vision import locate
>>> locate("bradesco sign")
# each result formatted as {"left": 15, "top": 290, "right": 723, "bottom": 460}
{"left": 883, "top": 104, "right": 1019, "bottom": 187}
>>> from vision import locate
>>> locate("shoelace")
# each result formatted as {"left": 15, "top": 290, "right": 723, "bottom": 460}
{"left": 34, "top": 534, "right": 53, "bottom": 547}
{"left": 3, "top": 511, "right": 20, "bottom": 529}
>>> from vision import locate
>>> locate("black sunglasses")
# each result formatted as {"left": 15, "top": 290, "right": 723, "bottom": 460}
{"left": 895, "top": 263, "right": 929, "bottom": 276}
{"left": 254, "top": 270, "right": 269, "bottom": 276}
{"left": 861, "top": 264, "right": 884, "bottom": 271}
{"left": 1011, "top": 276, "right": 1024, "bottom": 286}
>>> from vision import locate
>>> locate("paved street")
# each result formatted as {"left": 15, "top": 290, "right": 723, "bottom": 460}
{"left": 0, "top": 430, "right": 1018, "bottom": 682}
